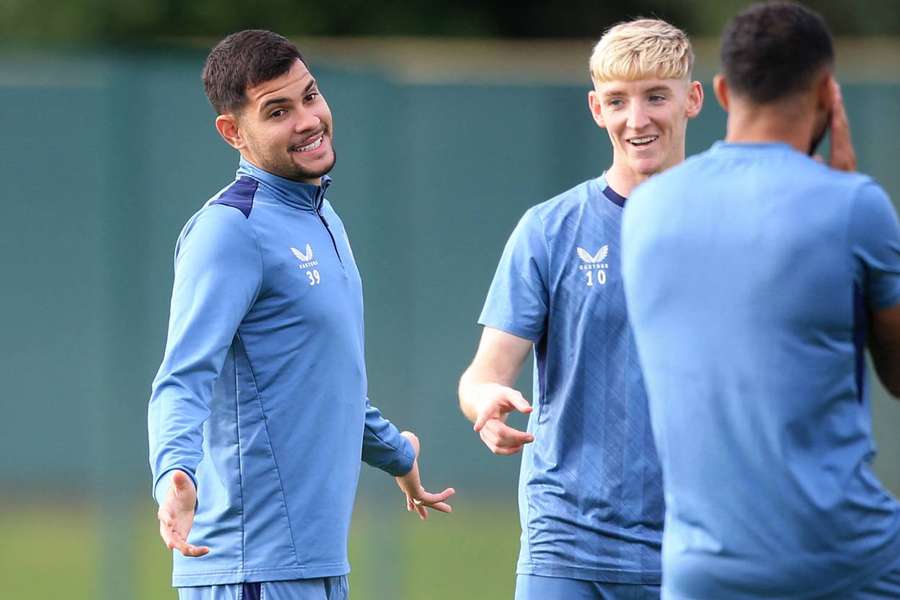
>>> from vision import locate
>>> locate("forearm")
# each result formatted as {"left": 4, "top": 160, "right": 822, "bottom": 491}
{"left": 458, "top": 327, "right": 533, "bottom": 422}
{"left": 870, "top": 303, "right": 900, "bottom": 399}
{"left": 362, "top": 399, "right": 415, "bottom": 476}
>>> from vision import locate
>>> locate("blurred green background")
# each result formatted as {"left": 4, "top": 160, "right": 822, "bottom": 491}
{"left": 2, "top": 2, "right": 899, "bottom": 599}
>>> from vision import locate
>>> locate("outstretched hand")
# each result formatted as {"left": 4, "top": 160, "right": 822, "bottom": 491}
{"left": 394, "top": 431, "right": 455, "bottom": 520}
{"left": 157, "top": 470, "right": 209, "bottom": 557}
{"left": 471, "top": 383, "right": 534, "bottom": 455}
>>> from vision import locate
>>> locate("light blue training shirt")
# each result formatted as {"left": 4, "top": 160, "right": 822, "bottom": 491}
{"left": 622, "top": 142, "right": 900, "bottom": 599}
{"left": 148, "top": 158, "right": 414, "bottom": 587}
{"left": 480, "top": 177, "right": 663, "bottom": 584}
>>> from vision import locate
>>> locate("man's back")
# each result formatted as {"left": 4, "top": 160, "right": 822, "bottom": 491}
{"left": 622, "top": 142, "right": 900, "bottom": 599}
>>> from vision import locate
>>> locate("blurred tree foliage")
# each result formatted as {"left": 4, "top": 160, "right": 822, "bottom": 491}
{"left": 1, "top": 0, "right": 898, "bottom": 43}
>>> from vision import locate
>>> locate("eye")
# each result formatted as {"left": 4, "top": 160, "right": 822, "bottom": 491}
{"left": 649, "top": 95, "right": 667, "bottom": 103}
{"left": 270, "top": 108, "right": 288, "bottom": 119}
{"left": 607, "top": 98, "right": 624, "bottom": 108}
{"left": 305, "top": 91, "right": 320, "bottom": 103}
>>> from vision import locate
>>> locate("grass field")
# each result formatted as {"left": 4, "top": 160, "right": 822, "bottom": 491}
{"left": 1, "top": 497, "right": 520, "bottom": 600}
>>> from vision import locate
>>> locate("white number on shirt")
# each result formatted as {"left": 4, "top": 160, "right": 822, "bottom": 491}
{"left": 306, "top": 270, "right": 321, "bottom": 286}
{"left": 585, "top": 270, "right": 606, "bottom": 287}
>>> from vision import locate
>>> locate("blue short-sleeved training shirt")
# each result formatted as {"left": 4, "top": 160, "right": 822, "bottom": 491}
{"left": 622, "top": 142, "right": 900, "bottom": 599}
{"left": 480, "top": 177, "right": 663, "bottom": 584}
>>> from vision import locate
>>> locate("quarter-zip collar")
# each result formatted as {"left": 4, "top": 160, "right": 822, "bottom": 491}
{"left": 236, "top": 157, "right": 331, "bottom": 211}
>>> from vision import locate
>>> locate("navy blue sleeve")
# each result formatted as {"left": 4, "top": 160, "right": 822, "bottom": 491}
{"left": 848, "top": 181, "right": 900, "bottom": 310}
{"left": 148, "top": 206, "right": 263, "bottom": 504}
{"left": 361, "top": 398, "right": 415, "bottom": 476}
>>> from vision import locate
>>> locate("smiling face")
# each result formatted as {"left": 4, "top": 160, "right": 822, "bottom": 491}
{"left": 215, "top": 59, "right": 335, "bottom": 184}
{"left": 589, "top": 77, "right": 703, "bottom": 190}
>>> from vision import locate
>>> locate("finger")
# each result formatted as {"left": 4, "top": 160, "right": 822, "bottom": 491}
{"left": 428, "top": 501, "right": 453, "bottom": 514}
{"left": 472, "top": 409, "right": 493, "bottom": 433}
{"left": 417, "top": 487, "right": 456, "bottom": 505}
{"left": 175, "top": 541, "right": 210, "bottom": 557}
{"left": 480, "top": 428, "right": 528, "bottom": 454}
{"left": 502, "top": 389, "right": 532, "bottom": 414}
{"left": 487, "top": 422, "right": 534, "bottom": 447}
{"left": 491, "top": 444, "right": 526, "bottom": 456}
{"left": 828, "top": 81, "right": 856, "bottom": 172}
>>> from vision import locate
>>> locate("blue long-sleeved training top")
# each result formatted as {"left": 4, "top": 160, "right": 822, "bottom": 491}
{"left": 148, "top": 158, "right": 414, "bottom": 587}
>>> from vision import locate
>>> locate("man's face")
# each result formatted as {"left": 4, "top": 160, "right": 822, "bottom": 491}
{"left": 589, "top": 77, "right": 702, "bottom": 178}
{"left": 223, "top": 59, "right": 335, "bottom": 184}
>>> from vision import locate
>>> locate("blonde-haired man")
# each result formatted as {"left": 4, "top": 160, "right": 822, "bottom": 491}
{"left": 458, "top": 19, "right": 703, "bottom": 599}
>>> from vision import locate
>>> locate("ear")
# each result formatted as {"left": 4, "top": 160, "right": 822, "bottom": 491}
{"left": 215, "top": 114, "right": 244, "bottom": 150}
{"left": 713, "top": 74, "right": 730, "bottom": 113}
{"left": 685, "top": 80, "right": 704, "bottom": 119}
{"left": 588, "top": 89, "right": 606, "bottom": 129}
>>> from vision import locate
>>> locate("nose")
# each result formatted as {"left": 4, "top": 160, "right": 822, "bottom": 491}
{"left": 294, "top": 109, "right": 321, "bottom": 134}
{"left": 626, "top": 102, "right": 650, "bottom": 130}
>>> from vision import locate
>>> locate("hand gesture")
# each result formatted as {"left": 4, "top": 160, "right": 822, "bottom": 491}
{"left": 157, "top": 470, "right": 210, "bottom": 557}
{"left": 827, "top": 79, "right": 856, "bottom": 172}
{"left": 471, "top": 383, "right": 534, "bottom": 455}
{"left": 394, "top": 431, "right": 455, "bottom": 520}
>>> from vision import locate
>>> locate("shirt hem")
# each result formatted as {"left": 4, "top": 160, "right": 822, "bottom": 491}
{"left": 517, "top": 561, "right": 661, "bottom": 585}
{"left": 172, "top": 562, "right": 350, "bottom": 587}
{"left": 477, "top": 318, "right": 541, "bottom": 344}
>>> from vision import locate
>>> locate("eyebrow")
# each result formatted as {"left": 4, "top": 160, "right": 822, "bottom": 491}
{"left": 602, "top": 84, "right": 674, "bottom": 98}
{"left": 258, "top": 79, "right": 318, "bottom": 113}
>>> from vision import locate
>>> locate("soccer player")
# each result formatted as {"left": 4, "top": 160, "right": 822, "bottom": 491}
{"left": 622, "top": 3, "right": 900, "bottom": 598}
{"left": 458, "top": 19, "right": 703, "bottom": 600}
{"left": 148, "top": 30, "right": 454, "bottom": 600}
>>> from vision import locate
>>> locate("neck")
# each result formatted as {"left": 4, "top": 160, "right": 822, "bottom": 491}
{"left": 603, "top": 163, "right": 648, "bottom": 198}
{"left": 725, "top": 97, "right": 816, "bottom": 154}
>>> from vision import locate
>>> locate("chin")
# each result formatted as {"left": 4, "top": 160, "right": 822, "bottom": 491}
{"left": 629, "top": 160, "right": 663, "bottom": 178}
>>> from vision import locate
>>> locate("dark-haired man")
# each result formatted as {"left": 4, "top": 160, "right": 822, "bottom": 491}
{"left": 622, "top": 2, "right": 900, "bottom": 598}
{"left": 148, "top": 30, "right": 454, "bottom": 600}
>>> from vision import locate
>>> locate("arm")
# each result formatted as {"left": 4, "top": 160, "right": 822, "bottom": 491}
{"left": 458, "top": 327, "right": 534, "bottom": 455}
{"left": 148, "top": 207, "right": 262, "bottom": 556}
{"left": 847, "top": 180, "right": 900, "bottom": 399}
{"left": 870, "top": 303, "right": 900, "bottom": 398}
{"left": 362, "top": 401, "right": 455, "bottom": 519}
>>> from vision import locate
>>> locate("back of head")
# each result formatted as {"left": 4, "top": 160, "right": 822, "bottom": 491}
{"left": 202, "top": 29, "right": 306, "bottom": 115}
{"left": 590, "top": 18, "right": 694, "bottom": 85}
{"left": 721, "top": 1, "right": 833, "bottom": 104}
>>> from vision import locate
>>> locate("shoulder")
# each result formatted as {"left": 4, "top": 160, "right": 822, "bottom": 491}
{"left": 524, "top": 179, "right": 600, "bottom": 232}
{"left": 847, "top": 176, "right": 897, "bottom": 236}
{"left": 208, "top": 176, "right": 261, "bottom": 219}
{"left": 176, "top": 183, "right": 262, "bottom": 257}
{"left": 532, "top": 179, "right": 598, "bottom": 217}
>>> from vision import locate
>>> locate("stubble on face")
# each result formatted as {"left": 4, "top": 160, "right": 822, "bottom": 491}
{"left": 238, "top": 60, "right": 338, "bottom": 184}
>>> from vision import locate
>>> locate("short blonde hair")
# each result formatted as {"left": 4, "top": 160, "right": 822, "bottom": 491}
{"left": 590, "top": 19, "right": 694, "bottom": 84}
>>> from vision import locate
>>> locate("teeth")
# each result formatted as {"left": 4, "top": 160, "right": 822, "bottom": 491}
{"left": 630, "top": 136, "right": 658, "bottom": 145}
{"left": 295, "top": 137, "right": 323, "bottom": 152}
